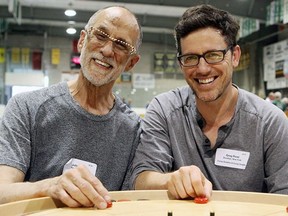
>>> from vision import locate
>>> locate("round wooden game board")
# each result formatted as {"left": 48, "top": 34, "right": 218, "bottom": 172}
{"left": 1, "top": 190, "right": 288, "bottom": 216}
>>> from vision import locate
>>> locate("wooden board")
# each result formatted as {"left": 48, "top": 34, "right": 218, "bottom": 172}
{"left": 1, "top": 190, "right": 288, "bottom": 216}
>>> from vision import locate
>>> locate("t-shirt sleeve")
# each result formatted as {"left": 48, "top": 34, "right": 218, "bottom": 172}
{"left": 0, "top": 95, "right": 32, "bottom": 173}
{"left": 262, "top": 109, "right": 288, "bottom": 194}
{"left": 129, "top": 97, "right": 174, "bottom": 189}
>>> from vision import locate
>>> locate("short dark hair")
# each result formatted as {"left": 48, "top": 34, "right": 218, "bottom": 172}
{"left": 174, "top": 4, "right": 239, "bottom": 54}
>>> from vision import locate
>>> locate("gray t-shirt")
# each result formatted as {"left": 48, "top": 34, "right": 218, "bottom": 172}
{"left": 130, "top": 85, "right": 288, "bottom": 194}
{"left": 0, "top": 82, "right": 141, "bottom": 190}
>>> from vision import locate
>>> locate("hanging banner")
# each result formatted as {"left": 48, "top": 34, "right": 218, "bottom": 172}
{"left": 32, "top": 51, "right": 42, "bottom": 70}
{"left": 21, "top": 48, "right": 30, "bottom": 64}
{"left": 11, "top": 47, "right": 20, "bottom": 63}
{"left": 51, "top": 48, "right": 60, "bottom": 65}
{"left": 0, "top": 48, "right": 5, "bottom": 63}
{"left": 73, "top": 39, "right": 78, "bottom": 53}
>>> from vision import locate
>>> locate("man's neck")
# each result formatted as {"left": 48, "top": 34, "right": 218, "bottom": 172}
{"left": 196, "top": 85, "right": 238, "bottom": 127}
{"left": 68, "top": 73, "right": 115, "bottom": 115}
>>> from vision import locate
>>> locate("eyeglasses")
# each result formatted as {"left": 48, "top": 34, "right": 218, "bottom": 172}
{"left": 85, "top": 27, "right": 136, "bottom": 55}
{"left": 177, "top": 46, "right": 233, "bottom": 67}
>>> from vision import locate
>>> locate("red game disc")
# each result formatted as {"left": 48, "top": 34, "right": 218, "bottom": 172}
{"left": 194, "top": 197, "right": 208, "bottom": 204}
{"left": 107, "top": 201, "right": 113, "bottom": 208}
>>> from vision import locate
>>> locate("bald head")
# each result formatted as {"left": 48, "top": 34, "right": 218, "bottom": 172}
{"left": 85, "top": 6, "right": 142, "bottom": 51}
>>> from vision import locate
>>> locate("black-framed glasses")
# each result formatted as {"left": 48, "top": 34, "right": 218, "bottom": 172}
{"left": 85, "top": 27, "right": 136, "bottom": 55}
{"left": 177, "top": 46, "right": 233, "bottom": 67}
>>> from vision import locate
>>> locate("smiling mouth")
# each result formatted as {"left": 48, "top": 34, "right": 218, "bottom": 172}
{"left": 197, "top": 77, "right": 215, "bottom": 84}
{"left": 94, "top": 58, "right": 112, "bottom": 68}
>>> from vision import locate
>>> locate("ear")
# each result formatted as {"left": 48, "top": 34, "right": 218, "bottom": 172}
{"left": 124, "top": 54, "right": 140, "bottom": 71}
{"left": 232, "top": 45, "right": 241, "bottom": 68}
{"left": 77, "top": 30, "right": 86, "bottom": 52}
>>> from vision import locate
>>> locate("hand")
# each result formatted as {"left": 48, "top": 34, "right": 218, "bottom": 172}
{"left": 44, "top": 165, "right": 111, "bottom": 208}
{"left": 167, "top": 165, "right": 212, "bottom": 199}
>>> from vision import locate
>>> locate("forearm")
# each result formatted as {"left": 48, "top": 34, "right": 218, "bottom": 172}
{"left": 0, "top": 178, "right": 56, "bottom": 204}
{"left": 134, "top": 171, "right": 171, "bottom": 190}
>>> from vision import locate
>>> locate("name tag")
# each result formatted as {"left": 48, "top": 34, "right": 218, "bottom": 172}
{"left": 63, "top": 158, "right": 97, "bottom": 175}
{"left": 215, "top": 148, "right": 250, "bottom": 170}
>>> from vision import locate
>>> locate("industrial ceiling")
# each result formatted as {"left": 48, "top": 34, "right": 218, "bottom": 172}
{"left": 0, "top": 0, "right": 273, "bottom": 45}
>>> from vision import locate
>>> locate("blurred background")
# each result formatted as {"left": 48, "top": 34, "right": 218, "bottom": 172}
{"left": 0, "top": 0, "right": 287, "bottom": 116}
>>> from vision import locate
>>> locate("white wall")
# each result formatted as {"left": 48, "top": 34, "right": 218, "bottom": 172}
{"left": 5, "top": 72, "right": 45, "bottom": 86}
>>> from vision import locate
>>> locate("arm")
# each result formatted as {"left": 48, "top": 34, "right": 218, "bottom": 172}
{"left": 263, "top": 109, "right": 288, "bottom": 194}
{"left": 131, "top": 93, "right": 212, "bottom": 199}
{"left": 0, "top": 165, "right": 111, "bottom": 209}
{"left": 0, "top": 95, "right": 111, "bottom": 209}
{"left": 135, "top": 166, "right": 212, "bottom": 199}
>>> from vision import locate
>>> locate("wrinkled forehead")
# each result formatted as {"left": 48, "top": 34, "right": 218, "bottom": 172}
{"left": 88, "top": 7, "right": 140, "bottom": 45}
{"left": 89, "top": 7, "right": 138, "bottom": 31}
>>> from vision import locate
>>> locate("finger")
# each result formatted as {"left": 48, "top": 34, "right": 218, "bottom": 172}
{"left": 75, "top": 165, "right": 110, "bottom": 209}
{"left": 182, "top": 170, "right": 195, "bottom": 198}
{"left": 204, "top": 179, "right": 213, "bottom": 199}
{"left": 167, "top": 177, "right": 180, "bottom": 199}
{"left": 89, "top": 177, "right": 110, "bottom": 202}
{"left": 170, "top": 171, "right": 189, "bottom": 199}
{"left": 189, "top": 168, "right": 205, "bottom": 197}
{"left": 48, "top": 176, "right": 84, "bottom": 207}
{"left": 62, "top": 170, "right": 95, "bottom": 207}
{"left": 56, "top": 187, "right": 83, "bottom": 208}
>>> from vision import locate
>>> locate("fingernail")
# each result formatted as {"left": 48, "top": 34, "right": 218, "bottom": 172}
{"left": 99, "top": 202, "right": 107, "bottom": 209}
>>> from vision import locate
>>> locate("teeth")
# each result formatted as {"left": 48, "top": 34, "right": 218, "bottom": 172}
{"left": 95, "top": 59, "right": 110, "bottom": 68}
{"left": 198, "top": 77, "right": 214, "bottom": 84}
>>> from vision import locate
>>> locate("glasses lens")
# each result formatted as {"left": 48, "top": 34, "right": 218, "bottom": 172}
{"left": 181, "top": 54, "right": 198, "bottom": 66}
{"left": 114, "top": 40, "right": 131, "bottom": 54}
{"left": 204, "top": 51, "right": 224, "bottom": 64}
{"left": 94, "top": 31, "right": 108, "bottom": 43}
{"left": 89, "top": 28, "right": 135, "bottom": 55}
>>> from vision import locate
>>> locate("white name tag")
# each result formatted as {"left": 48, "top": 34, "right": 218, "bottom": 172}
{"left": 215, "top": 148, "right": 250, "bottom": 170}
{"left": 63, "top": 158, "right": 97, "bottom": 175}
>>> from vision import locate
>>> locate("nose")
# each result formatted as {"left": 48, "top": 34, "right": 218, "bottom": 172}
{"left": 197, "top": 57, "right": 211, "bottom": 73}
{"left": 100, "top": 40, "right": 114, "bottom": 56}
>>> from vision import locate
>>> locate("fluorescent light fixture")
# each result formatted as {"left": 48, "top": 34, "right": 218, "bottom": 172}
{"left": 64, "top": 9, "right": 76, "bottom": 17}
{"left": 66, "top": 27, "right": 76, "bottom": 34}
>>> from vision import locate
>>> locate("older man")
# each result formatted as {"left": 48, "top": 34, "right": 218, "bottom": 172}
{"left": 0, "top": 6, "right": 142, "bottom": 209}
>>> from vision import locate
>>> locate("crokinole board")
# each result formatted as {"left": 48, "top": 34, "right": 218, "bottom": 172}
{"left": 1, "top": 190, "right": 288, "bottom": 216}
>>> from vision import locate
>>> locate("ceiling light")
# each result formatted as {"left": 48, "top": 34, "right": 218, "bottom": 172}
{"left": 66, "top": 21, "right": 76, "bottom": 34}
{"left": 65, "top": 9, "right": 76, "bottom": 17}
{"left": 66, "top": 27, "right": 76, "bottom": 34}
